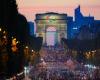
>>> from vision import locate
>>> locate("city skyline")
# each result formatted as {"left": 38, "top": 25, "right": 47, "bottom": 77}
{"left": 16, "top": 0, "right": 100, "bottom": 21}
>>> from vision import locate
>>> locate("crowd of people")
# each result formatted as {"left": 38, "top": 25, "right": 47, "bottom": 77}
{"left": 27, "top": 46, "right": 100, "bottom": 80}
{"left": 28, "top": 65, "right": 100, "bottom": 80}
{"left": 43, "top": 47, "right": 68, "bottom": 62}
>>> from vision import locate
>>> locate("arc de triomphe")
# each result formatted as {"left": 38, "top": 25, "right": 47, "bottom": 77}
{"left": 35, "top": 12, "right": 68, "bottom": 46}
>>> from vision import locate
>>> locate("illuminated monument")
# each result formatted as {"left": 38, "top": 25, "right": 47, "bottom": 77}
{"left": 35, "top": 12, "right": 67, "bottom": 46}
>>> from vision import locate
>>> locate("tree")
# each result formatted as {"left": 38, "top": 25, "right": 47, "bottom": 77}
{"left": 0, "top": 0, "right": 29, "bottom": 78}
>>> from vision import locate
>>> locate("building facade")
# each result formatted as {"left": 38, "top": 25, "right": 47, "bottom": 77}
{"left": 28, "top": 21, "right": 34, "bottom": 36}
{"left": 35, "top": 12, "right": 68, "bottom": 46}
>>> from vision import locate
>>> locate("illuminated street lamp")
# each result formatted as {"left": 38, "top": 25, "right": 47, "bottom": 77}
{"left": 25, "top": 46, "right": 28, "bottom": 49}
{"left": 32, "top": 50, "right": 34, "bottom": 52}
{"left": 12, "top": 38, "right": 17, "bottom": 45}
{"left": 3, "top": 31, "right": 6, "bottom": 34}
{"left": 0, "top": 28, "right": 2, "bottom": 31}
{"left": 24, "top": 46, "right": 29, "bottom": 55}
{"left": 11, "top": 38, "right": 18, "bottom": 52}
{"left": 85, "top": 52, "right": 91, "bottom": 59}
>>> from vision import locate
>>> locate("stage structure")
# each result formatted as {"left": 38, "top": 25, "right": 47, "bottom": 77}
{"left": 35, "top": 12, "right": 68, "bottom": 46}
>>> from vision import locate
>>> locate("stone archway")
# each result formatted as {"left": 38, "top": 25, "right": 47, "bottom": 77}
{"left": 35, "top": 13, "right": 67, "bottom": 45}
{"left": 46, "top": 26, "right": 56, "bottom": 46}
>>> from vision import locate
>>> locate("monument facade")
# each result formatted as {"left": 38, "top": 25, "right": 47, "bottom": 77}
{"left": 35, "top": 12, "right": 68, "bottom": 46}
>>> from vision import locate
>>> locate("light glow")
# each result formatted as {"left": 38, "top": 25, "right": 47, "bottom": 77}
{"left": 84, "top": 64, "right": 96, "bottom": 69}
{"left": 46, "top": 32, "right": 55, "bottom": 46}
{"left": 46, "top": 27, "right": 56, "bottom": 46}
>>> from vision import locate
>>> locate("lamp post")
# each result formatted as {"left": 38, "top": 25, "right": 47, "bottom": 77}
{"left": 11, "top": 38, "right": 18, "bottom": 52}
{"left": 0, "top": 28, "right": 2, "bottom": 32}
